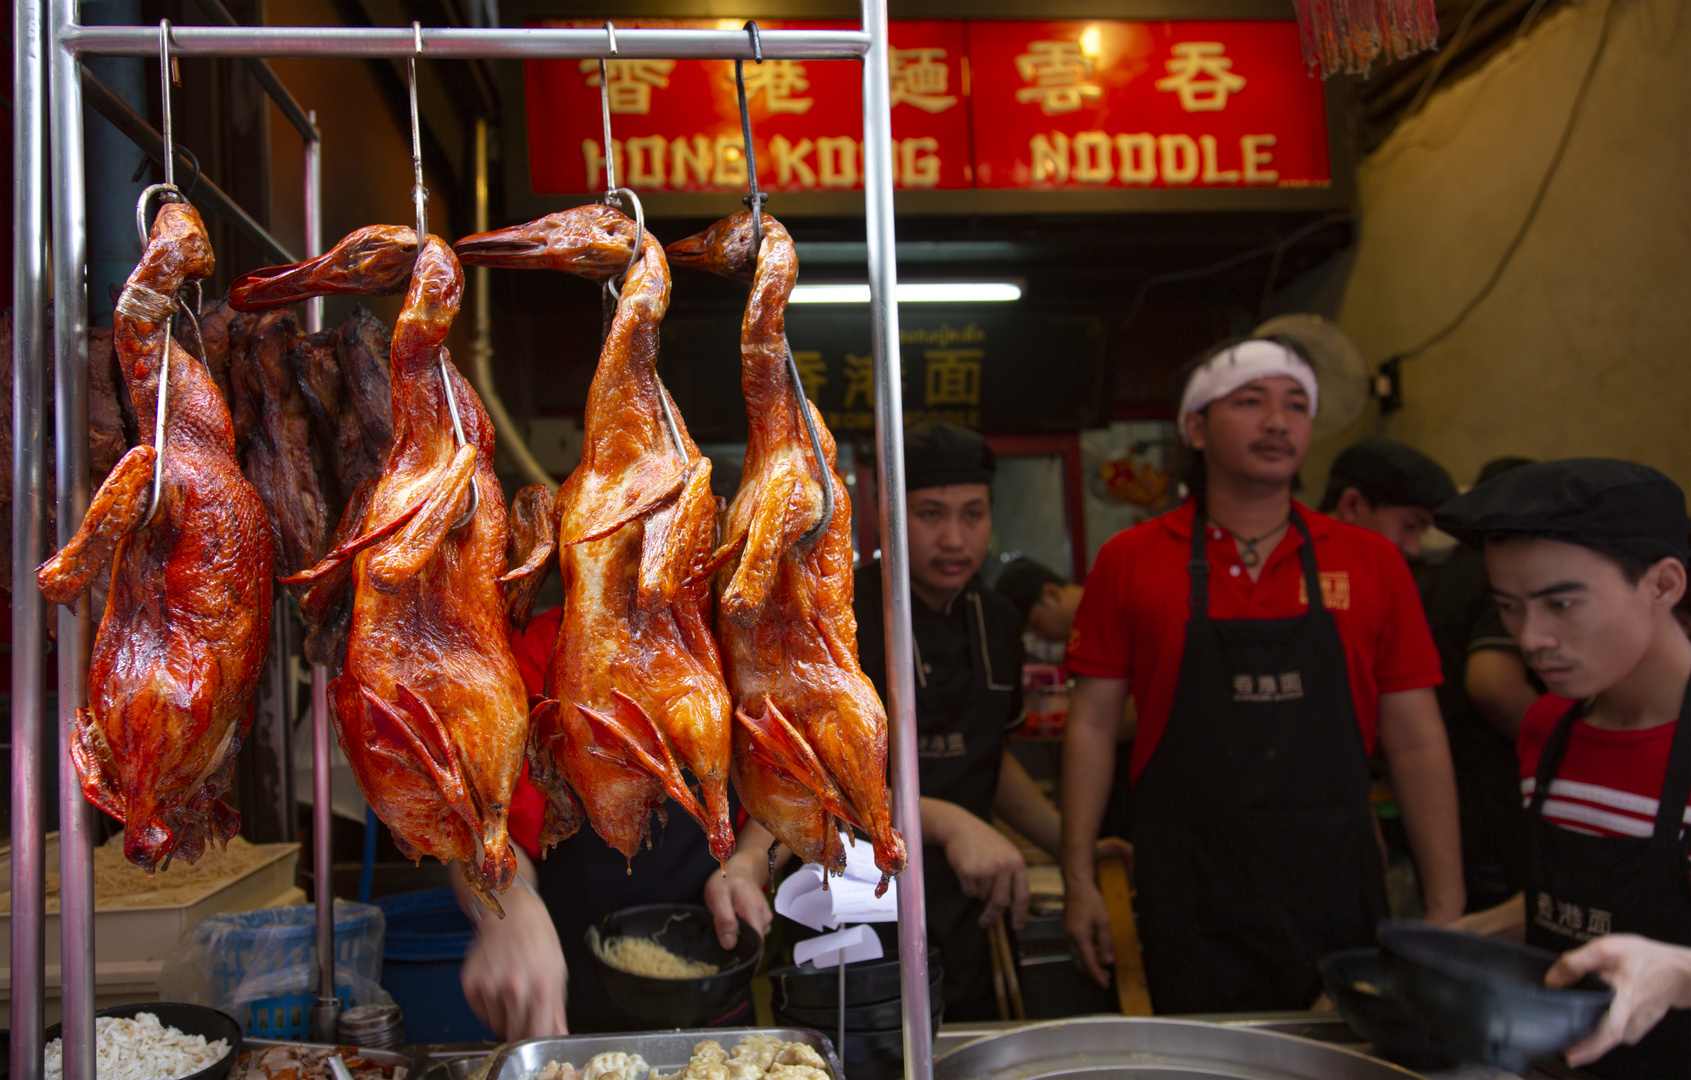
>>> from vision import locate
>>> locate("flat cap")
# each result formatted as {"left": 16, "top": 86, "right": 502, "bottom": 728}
{"left": 904, "top": 422, "right": 995, "bottom": 492}
{"left": 1325, "top": 439, "right": 1457, "bottom": 511}
{"left": 1435, "top": 458, "right": 1690, "bottom": 564}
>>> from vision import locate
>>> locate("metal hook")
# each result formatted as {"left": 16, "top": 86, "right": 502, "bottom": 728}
{"left": 597, "top": 21, "right": 619, "bottom": 196}
{"left": 407, "top": 22, "right": 428, "bottom": 255}
{"left": 158, "top": 20, "right": 177, "bottom": 189}
{"left": 134, "top": 182, "right": 185, "bottom": 247}
{"left": 601, "top": 186, "right": 645, "bottom": 301}
{"left": 785, "top": 333, "right": 835, "bottom": 547}
{"left": 734, "top": 21, "right": 769, "bottom": 269}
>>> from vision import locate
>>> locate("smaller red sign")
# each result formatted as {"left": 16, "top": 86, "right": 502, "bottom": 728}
{"left": 524, "top": 18, "right": 971, "bottom": 195}
{"left": 968, "top": 19, "right": 1329, "bottom": 190}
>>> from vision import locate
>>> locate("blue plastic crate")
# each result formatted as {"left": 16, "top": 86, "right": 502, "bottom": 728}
{"left": 376, "top": 889, "right": 497, "bottom": 1042}
{"left": 187, "top": 903, "right": 384, "bottom": 1037}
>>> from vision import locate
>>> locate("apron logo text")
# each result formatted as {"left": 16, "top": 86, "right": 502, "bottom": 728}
{"left": 1231, "top": 671, "right": 1304, "bottom": 702}
{"left": 917, "top": 732, "right": 968, "bottom": 758}
{"left": 1533, "top": 891, "right": 1613, "bottom": 941}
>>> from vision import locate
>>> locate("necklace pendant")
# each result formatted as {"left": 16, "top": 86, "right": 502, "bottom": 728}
{"left": 1240, "top": 546, "right": 1260, "bottom": 568}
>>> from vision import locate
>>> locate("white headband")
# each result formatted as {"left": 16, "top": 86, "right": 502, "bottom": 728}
{"left": 1178, "top": 339, "right": 1319, "bottom": 445}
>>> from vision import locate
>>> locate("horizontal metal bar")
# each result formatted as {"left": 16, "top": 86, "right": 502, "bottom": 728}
{"left": 65, "top": 25, "right": 871, "bottom": 61}
{"left": 191, "top": 0, "right": 321, "bottom": 142}
{"left": 80, "top": 63, "right": 296, "bottom": 263}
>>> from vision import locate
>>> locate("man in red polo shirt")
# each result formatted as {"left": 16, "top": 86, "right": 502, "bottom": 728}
{"left": 1059, "top": 337, "right": 1464, "bottom": 1013}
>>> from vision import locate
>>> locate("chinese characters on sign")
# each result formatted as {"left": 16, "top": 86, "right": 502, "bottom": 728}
{"left": 524, "top": 19, "right": 1329, "bottom": 194}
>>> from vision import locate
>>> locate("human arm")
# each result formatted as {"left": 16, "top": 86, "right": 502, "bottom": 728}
{"left": 1452, "top": 892, "right": 1526, "bottom": 940}
{"left": 1546, "top": 935, "right": 1691, "bottom": 1066}
{"left": 703, "top": 819, "right": 779, "bottom": 950}
{"left": 1060, "top": 675, "right": 1132, "bottom": 988}
{"left": 995, "top": 750, "right": 1061, "bottom": 859}
{"left": 451, "top": 845, "right": 568, "bottom": 1039}
{"left": 1465, "top": 648, "right": 1539, "bottom": 739}
{"left": 921, "top": 794, "right": 1029, "bottom": 930}
{"left": 1378, "top": 687, "right": 1467, "bottom": 923}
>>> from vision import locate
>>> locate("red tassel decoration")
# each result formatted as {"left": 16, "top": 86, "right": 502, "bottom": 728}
{"left": 1293, "top": 0, "right": 1440, "bottom": 78}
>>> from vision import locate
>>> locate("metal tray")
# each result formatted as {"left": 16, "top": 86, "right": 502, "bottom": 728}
{"left": 933, "top": 1017, "right": 1425, "bottom": 1080}
{"left": 485, "top": 1027, "right": 843, "bottom": 1080}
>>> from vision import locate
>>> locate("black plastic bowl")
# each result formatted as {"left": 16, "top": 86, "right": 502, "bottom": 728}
{"left": 586, "top": 902, "right": 762, "bottom": 1029}
{"left": 44, "top": 1002, "right": 242, "bottom": 1080}
{"left": 1318, "top": 947, "right": 1459, "bottom": 1070}
{"left": 771, "top": 948, "right": 941, "bottom": 1011}
{"left": 772, "top": 967, "right": 943, "bottom": 1031}
{"left": 1379, "top": 920, "right": 1614, "bottom": 1073}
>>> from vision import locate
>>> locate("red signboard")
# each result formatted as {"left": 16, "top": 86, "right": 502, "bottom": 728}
{"left": 522, "top": 19, "right": 1328, "bottom": 195}
{"left": 524, "top": 19, "right": 970, "bottom": 194}
{"left": 967, "top": 20, "right": 1329, "bottom": 190}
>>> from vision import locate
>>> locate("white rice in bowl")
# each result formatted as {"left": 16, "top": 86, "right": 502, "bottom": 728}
{"left": 44, "top": 1010, "right": 230, "bottom": 1080}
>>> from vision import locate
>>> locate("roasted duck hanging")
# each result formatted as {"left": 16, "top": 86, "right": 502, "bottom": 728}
{"left": 38, "top": 200, "right": 275, "bottom": 871}
{"left": 229, "top": 225, "right": 554, "bottom": 913}
{"left": 668, "top": 210, "right": 907, "bottom": 890}
{"left": 456, "top": 205, "right": 736, "bottom": 867}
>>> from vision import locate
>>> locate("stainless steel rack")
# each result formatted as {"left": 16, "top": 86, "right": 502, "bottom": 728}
{"left": 9, "top": 4, "right": 926, "bottom": 1078}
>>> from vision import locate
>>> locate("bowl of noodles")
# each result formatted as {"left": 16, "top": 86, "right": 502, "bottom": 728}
{"left": 586, "top": 903, "right": 762, "bottom": 1029}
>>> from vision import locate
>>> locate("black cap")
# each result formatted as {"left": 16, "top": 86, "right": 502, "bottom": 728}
{"left": 1435, "top": 458, "right": 1691, "bottom": 564}
{"left": 995, "top": 558, "right": 1067, "bottom": 623}
{"left": 904, "top": 422, "right": 995, "bottom": 492}
{"left": 1323, "top": 439, "right": 1457, "bottom": 511}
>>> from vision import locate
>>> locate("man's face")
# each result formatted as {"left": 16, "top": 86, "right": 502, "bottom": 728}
{"left": 906, "top": 483, "right": 993, "bottom": 604}
{"left": 1333, "top": 489, "right": 1436, "bottom": 558}
{"left": 1185, "top": 376, "right": 1312, "bottom": 490}
{"left": 1030, "top": 583, "right": 1085, "bottom": 643}
{"left": 1486, "top": 538, "right": 1682, "bottom": 699}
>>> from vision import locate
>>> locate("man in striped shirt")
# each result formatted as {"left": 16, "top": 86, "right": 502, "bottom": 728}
{"left": 1437, "top": 458, "right": 1691, "bottom": 1078}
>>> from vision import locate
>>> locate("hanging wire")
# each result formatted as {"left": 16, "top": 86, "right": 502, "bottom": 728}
{"left": 408, "top": 22, "right": 477, "bottom": 529}
{"left": 138, "top": 20, "right": 189, "bottom": 525}
{"left": 732, "top": 21, "right": 833, "bottom": 546}
{"left": 589, "top": 23, "right": 682, "bottom": 458}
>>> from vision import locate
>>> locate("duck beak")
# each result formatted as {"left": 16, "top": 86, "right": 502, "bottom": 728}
{"left": 230, "top": 225, "right": 416, "bottom": 310}
{"left": 455, "top": 220, "right": 555, "bottom": 269}
{"left": 663, "top": 229, "right": 712, "bottom": 271}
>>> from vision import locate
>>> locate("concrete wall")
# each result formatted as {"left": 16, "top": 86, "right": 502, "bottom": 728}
{"left": 1310, "top": 0, "right": 1691, "bottom": 495}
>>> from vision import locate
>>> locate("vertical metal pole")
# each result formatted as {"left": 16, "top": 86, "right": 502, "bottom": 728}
{"left": 310, "top": 668, "right": 338, "bottom": 1040}
{"left": 10, "top": 0, "right": 48, "bottom": 1076}
{"left": 50, "top": 0, "right": 97, "bottom": 1075}
{"left": 860, "top": 2, "right": 929, "bottom": 1078}
{"left": 304, "top": 110, "right": 338, "bottom": 1041}
{"left": 302, "top": 113, "right": 323, "bottom": 335}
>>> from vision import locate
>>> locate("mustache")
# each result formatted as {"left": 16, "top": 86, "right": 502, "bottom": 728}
{"left": 1525, "top": 650, "right": 1576, "bottom": 671}
{"left": 1248, "top": 438, "right": 1297, "bottom": 455}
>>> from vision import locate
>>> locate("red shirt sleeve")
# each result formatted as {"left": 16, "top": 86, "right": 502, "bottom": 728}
{"left": 1066, "top": 533, "right": 1132, "bottom": 679}
{"left": 1368, "top": 541, "right": 1444, "bottom": 695}
{"left": 505, "top": 606, "right": 563, "bottom": 861}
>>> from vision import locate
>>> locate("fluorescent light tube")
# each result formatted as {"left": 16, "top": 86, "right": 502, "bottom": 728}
{"left": 788, "top": 282, "right": 1023, "bottom": 304}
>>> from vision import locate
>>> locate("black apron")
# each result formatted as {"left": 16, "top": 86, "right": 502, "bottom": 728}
{"left": 910, "top": 586, "right": 1020, "bottom": 1023}
{"left": 534, "top": 799, "right": 753, "bottom": 1033}
{"left": 1131, "top": 508, "right": 1387, "bottom": 1013}
{"left": 1525, "top": 689, "right": 1691, "bottom": 1078}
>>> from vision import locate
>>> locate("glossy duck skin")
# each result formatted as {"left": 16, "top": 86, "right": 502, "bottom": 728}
{"left": 230, "top": 226, "right": 553, "bottom": 914}
{"left": 38, "top": 202, "right": 274, "bottom": 871}
{"left": 668, "top": 212, "right": 907, "bottom": 888}
{"left": 457, "top": 206, "right": 736, "bottom": 866}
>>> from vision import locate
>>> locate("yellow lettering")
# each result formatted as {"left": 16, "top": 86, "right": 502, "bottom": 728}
{"left": 899, "top": 137, "right": 940, "bottom": 188}
{"left": 817, "top": 136, "right": 860, "bottom": 189}
{"left": 626, "top": 135, "right": 667, "bottom": 189}
{"left": 712, "top": 134, "right": 748, "bottom": 187}
{"left": 1158, "top": 134, "right": 1199, "bottom": 185}
{"left": 582, "top": 138, "right": 625, "bottom": 191}
{"left": 771, "top": 135, "right": 816, "bottom": 188}
{"left": 1115, "top": 133, "right": 1156, "bottom": 184}
{"left": 1072, "top": 130, "right": 1112, "bottom": 183}
{"left": 1199, "top": 135, "right": 1240, "bottom": 184}
{"left": 1030, "top": 132, "right": 1069, "bottom": 184}
{"left": 1242, "top": 134, "right": 1279, "bottom": 184}
{"left": 669, "top": 135, "right": 713, "bottom": 187}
